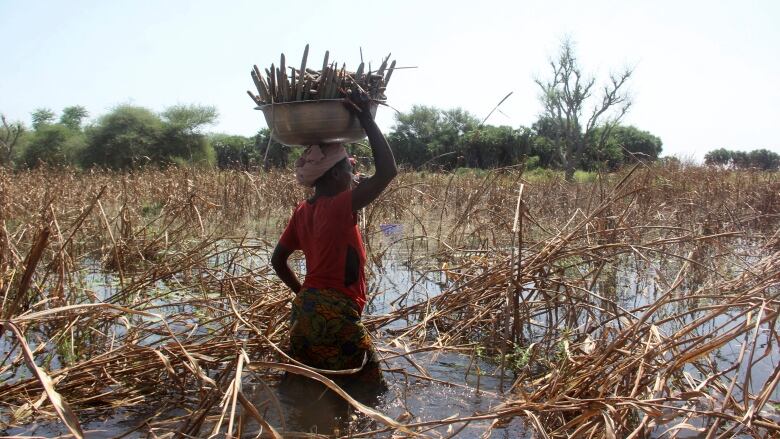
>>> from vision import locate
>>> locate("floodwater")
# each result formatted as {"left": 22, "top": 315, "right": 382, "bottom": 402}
{"left": 248, "top": 230, "right": 529, "bottom": 437}
{"left": 244, "top": 350, "right": 527, "bottom": 437}
{"left": 243, "top": 225, "right": 528, "bottom": 437}
{"left": 3, "top": 227, "right": 528, "bottom": 438}
{"left": 3, "top": 226, "right": 778, "bottom": 437}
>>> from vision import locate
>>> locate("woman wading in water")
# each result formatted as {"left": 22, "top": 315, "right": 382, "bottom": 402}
{"left": 271, "top": 90, "right": 396, "bottom": 403}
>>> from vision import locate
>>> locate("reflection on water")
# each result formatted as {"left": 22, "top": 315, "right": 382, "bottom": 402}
{"left": 377, "top": 351, "right": 527, "bottom": 438}
{"left": 245, "top": 350, "right": 527, "bottom": 437}
{"left": 240, "top": 241, "right": 527, "bottom": 437}
{"left": 3, "top": 232, "right": 778, "bottom": 437}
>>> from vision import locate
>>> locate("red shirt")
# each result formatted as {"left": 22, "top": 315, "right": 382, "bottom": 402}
{"left": 279, "top": 190, "right": 367, "bottom": 312}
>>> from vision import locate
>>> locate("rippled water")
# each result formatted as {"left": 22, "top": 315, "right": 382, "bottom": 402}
{"left": 245, "top": 350, "right": 527, "bottom": 437}
{"left": 4, "top": 244, "right": 529, "bottom": 438}
{"left": 4, "top": 229, "right": 778, "bottom": 437}
{"left": 247, "top": 246, "right": 529, "bottom": 437}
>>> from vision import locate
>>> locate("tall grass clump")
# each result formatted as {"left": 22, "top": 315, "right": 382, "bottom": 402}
{"left": 0, "top": 163, "right": 778, "bottom": 437}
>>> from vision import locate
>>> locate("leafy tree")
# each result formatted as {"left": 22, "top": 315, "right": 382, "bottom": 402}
{"left": 59, "top": 106, "right": 89, "bottom": 131}
{"left": 460, "top": 125, "right": 532, "bottom": 168}
{"left": 704, "top": 148, "right": 779, "bottom": 171}
{"left": 211, "top": 134, "right": 258, "bottom": 169}
{"left": 31, "top": 108, "right": 56, "bottom": 130}
{"left": 156, "top": 129, "right": 215, "bottom": 167}
{"left": 157, "top": 104, "right": 218, "bottom": 167}
{"left": 747, "top": 149, "right": 780, "bottom": 171}
{"left": 82, "top": 105, "right": 164, "bottom": 169}
{"left": 530, "top": 117, "right": 562, "bottom": 168}
{"left": 254, "top": 129, "right": 289, "bottom": 169}
{"left": 731, "top": 151, "right": 750, "bottom": 169}
{"left": 704, "top": 148, "right": 732, "bottom": 167}
{"left": 581, "top": 133, "right": 623, "bottom": 171}
{"left": 529, "top": 136, "right": 559, "bottom": 168}
{"left": 388, "top": 105, "right": 441, "bottom": 168}
{"left": 1, "top": 115, "right": 25, "bottom": 166}
{"left": 535, "top": 39, "right": 632, "bottom": 180}
{"left": 161, "top": 104, "right": 218, "bottom": 133}
{"left": 82, "top": 104, "right": 220, "bottom": 169}
{"left": 584, "top": 125, "right": 663, "bottom": 170}
{"left": 437, "top": 109, "right": 479, "bottom": 169}
{"left": 612, "top": 125, "right": 662, "bottom": 162}
{"left": 388, "top": 105, "right": 478, "bottom": 169}
{"left": 23, "top": 124, "right": 85, "bottom": 168}
{"left": 19, "top": 106, "right": 89, "bottom": 168}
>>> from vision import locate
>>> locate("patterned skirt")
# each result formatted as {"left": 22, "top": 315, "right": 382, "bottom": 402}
{"left": 288, "top": 287, "right": 386, "bottom": 395}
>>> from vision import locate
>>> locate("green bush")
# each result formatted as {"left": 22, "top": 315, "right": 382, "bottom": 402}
{"left": 156, "top": 128, "right": 215, "bottom": 167}
{"left": 525, "top": 155, "right": 541, "bottom": 170}
{"left": 81, "top": 104, "right": 217, "bottom": 169}
{"left": 524, "top": 167, "right": 561, "bottom": 182}
{"left": 82, "top": 105, "right": 164, "bottom": 169}
{"left": 211, "top": 134, "right": 257, "bottom": 169}
{"left": 459, "top": 125, "right": 532, "bottom": 168}
{"left": 23, "top": 124, "right": 85, "bottom": 168}
{"left": 573, "top": 170, "right": 598, "bottom": 182}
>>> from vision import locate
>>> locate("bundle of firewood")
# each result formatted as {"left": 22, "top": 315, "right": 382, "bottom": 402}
{"left": 247, "top": 45, "right": 395, "bottom": 106}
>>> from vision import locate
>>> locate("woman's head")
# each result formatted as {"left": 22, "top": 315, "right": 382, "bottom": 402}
{"left": 314, "top": 156, "right": 354, "bottom": 191}
{"left": 294, "top": 143, "right": 350, "bottom": 188}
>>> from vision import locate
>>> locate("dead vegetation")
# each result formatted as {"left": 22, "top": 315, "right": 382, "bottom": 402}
{"left": 0, "top": 163, "right": 778, "bottom": 437}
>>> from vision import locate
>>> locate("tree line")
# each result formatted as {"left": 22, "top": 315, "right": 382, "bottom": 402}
{"left": 0, "top": 103, "right": 663, "bottom": 173}
{"left": 1, "top": 40, "right": 775, "bottom": 175}
{"left": 2, "top": 101, "right": 775, "bottom": 173}
{"left": 704, "top": 148, "right": 780, "bottom": 171}
{"left": 1, "top": 104, "right": 219, "bottom": 169}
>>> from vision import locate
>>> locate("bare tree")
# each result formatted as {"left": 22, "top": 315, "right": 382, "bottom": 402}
{"left": 536, "top": 39, "right": 632, "bottom": 180}
{"left": 0, "top": 114, "right": 25, "bottom": 167}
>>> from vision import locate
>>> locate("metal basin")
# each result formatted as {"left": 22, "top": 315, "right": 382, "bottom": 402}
{"left": 256, "top": 100, "right": 378, "bottom": 146}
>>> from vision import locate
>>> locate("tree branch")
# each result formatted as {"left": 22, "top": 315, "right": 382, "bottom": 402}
{"left": 0, "top": 114, "right": 25, "bottom": 166}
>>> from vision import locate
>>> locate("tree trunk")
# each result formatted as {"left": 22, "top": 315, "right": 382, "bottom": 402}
{"left": 564, "top": 164, "right": 576, "bottom": 181}
{"left": 563, "top": 142, "right": 579, "bottom": 182}
{"left": 565, "top": 137, "right": 586, "bottom": 182}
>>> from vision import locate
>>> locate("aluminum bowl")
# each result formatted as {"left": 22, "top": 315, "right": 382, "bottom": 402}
{"left": 256, "top": 99, "right": 378, "bottom": 146}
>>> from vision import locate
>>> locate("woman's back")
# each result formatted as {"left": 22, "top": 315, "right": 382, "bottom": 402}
{"left": 280, "top": 190, "right": 367, "bottom": 311}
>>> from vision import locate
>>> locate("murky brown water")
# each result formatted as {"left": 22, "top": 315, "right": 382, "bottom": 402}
{"left": 3, "top": 230, "right": 778, "bottom": 438}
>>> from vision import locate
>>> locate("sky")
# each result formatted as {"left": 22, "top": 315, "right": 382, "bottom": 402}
{"left": 1, "top": 0, "right": 779, "bottom": 160}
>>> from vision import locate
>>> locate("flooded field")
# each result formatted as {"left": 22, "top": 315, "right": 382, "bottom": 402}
{"left": 1, "top": 166, "right": 779, "bottom": 437}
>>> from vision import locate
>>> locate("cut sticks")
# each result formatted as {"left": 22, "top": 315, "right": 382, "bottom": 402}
{"left": 247, "top": 45, "right": 394, "bottom": 106}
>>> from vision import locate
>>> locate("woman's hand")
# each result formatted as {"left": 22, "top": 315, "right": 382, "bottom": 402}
{"left": 271, "top": 243, "right": 302, "bottom": 294}
{"left": 344, "top": 88, "right": 398, "bottom": 210}
{"left": 343, "top": 87, "right": 373, "bottom": 123}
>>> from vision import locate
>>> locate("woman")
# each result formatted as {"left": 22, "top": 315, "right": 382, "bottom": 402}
{"left": 271, "top": 90, "right": 397, "bottom": 397}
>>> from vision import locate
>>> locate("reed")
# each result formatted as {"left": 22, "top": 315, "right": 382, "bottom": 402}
{"left": 0, "top": 164, "right": 778, "bottom": 437}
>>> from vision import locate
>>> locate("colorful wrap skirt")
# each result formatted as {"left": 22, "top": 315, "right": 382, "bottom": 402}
{"left": 289, "top": 287, "right": 386, "bottom": 393}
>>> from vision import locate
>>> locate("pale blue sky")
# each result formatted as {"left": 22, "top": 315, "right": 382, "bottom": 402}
{"left": 1, "top": 0, "right": 778, "bottom": 159}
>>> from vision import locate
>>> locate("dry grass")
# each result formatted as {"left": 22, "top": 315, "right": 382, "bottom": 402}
{"left": 0, "top": 163, "right": 778, "bottom": 437}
